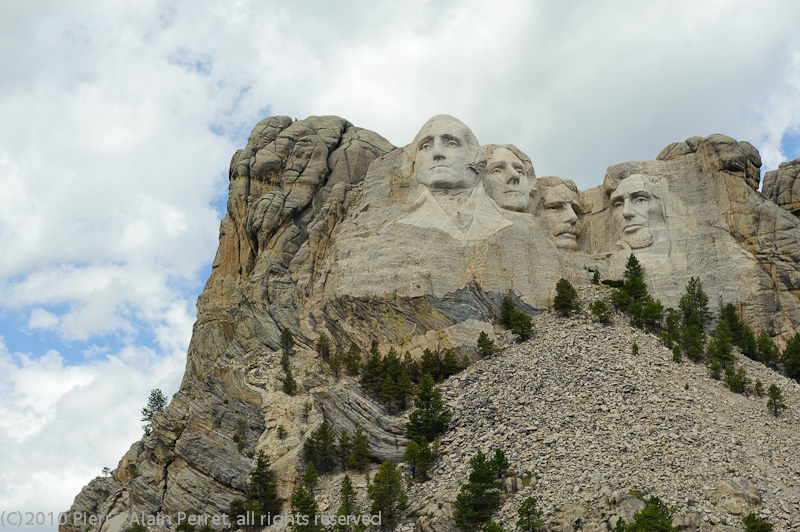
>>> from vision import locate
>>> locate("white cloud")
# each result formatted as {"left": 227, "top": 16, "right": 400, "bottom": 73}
{"left": 2, "top": 0, "right": 800, "bottom": 525}
{"left": 0, "top": 337, "right": 184, "bottom": 527}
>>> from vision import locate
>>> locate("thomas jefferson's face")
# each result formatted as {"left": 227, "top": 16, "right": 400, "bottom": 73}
{"left": 610, "top": 174, "right": 656, "bottom": 249}
{"left": 541, "top": 184, "right": 580, "bottom": 249}
{"left": 414, "top": 117, "right": 478, "bottom": 191}
{"left": 484, "top": 148, "right": 531, "bottom": 212}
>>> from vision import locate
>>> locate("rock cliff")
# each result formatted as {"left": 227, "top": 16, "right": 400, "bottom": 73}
{"left": 62, "top": 115, "right": 800, "bottom": 532}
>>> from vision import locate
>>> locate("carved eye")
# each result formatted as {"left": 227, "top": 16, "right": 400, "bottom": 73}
{"left": 492, "top": 168, "right": 503, "bottom": 175}
{"left": 635, "top": 197, "right": 647, "bottom": 204}
{"left": 420, "top": 143, "right": 431, "bottom": 150}
{"left": 614, "top": 201, "right": 623, "bottom": 209}
{"left": 447, "top": 140, "right": 458, "bottom": 147}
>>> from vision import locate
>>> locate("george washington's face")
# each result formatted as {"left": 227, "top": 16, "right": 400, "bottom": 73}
{"left": 541, "top": 184, "right": 580, "bottom": 249}
{"left": 610, "top": 174, "right": 658, "bottom": 249}
{"left": 413, "top": 116, "right": 479, "bottom": 191}
{"left": 484, "top": 148, "right": 530, "bottom": 212}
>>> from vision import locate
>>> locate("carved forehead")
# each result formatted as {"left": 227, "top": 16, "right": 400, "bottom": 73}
{"left": 543, "top": 183, "right": 579, "bottom": 202}
{"left": 483, "top": 144, "right": 536, "bottom": 178}
{"left": 413, "top": 115, "right": 479, "bottom": 150}
{"left": 537, "top": 176, "right": 578, "bottom": 193}
{"left": 610, "top": 174, "right": 650, "bottom": 200}
{"left": 487, "top": 148, "right": 523, "bottom": 166}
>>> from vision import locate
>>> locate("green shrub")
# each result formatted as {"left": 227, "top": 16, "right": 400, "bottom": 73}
{"left": 589, "top": 299, "right": 612, "bottom": 324}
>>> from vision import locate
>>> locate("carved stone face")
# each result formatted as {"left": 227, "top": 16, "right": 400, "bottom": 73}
{"left": 484, "top": 148, "right": 531, "bottom": 212}
{"left": 541, "top": 183, "right": 580, "bottom": 250}
{"left": 610, "top": 174, "right": 657, "bottom": 249}
{"left": 413, "top": 116, "right": 479, "bottom": 191}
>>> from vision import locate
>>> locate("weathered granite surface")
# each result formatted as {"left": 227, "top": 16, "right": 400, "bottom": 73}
{"left": 763, "top": 158, "right": 800, "bottom": 216}
{"left": 62, "top": 115, "right": 800, "bottom": 532}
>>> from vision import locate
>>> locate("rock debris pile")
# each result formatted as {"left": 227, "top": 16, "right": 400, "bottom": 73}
{"left": 403, "top": 297, "right": 800, "bottom": 531}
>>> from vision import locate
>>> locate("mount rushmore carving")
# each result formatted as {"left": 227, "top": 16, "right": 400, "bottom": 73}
{"left": 181, "top": 113, "right": 800, "bottom": 383}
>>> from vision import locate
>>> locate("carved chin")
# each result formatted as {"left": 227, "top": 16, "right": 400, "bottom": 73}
{"left": 498, "top": 194, "right": 528, "bottom": 212}
{"left": 624, "top": 230, "right": 654, "bottom": 249}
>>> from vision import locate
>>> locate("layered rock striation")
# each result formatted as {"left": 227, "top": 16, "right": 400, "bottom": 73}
{"left": 62, "top": 115, "right": 800, "bottom": 532}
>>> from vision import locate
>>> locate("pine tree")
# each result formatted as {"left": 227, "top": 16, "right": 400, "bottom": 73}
{"left": 767, "top": 384, "right": 787, "bottom": 416}
{"left": 395, "top": 369, "right": 413, "bottom": 412}
{"left": 726, "top": 366, "right": 750, "bottom": 394}
{"left": 743, "top": 512, "right": 774, "bottom": 532}
{"left": 454, "top": 450, "right": 503, "bottom": 531}
{"left": 361, "top": 347, "right": 384, "bottom": 396}
{"left": 305, "top": 422, "right": 337, "bottom": 472}
{"left": 329, "top": 351, "right": 343, "bottom": 378}
{"left": 623, "top": 253, "right": 644, "bottom": 281}
{"left": 481, "top": 523, "right": 505, "bottom": 532}
{"left": 500, "top": 295, "right": 515, "bottom": 328}
{"left": 406, "top": 374, "right": 451, "bottom": 444}
{"left": 369, "top": 461, "right": 408, "bottom": 532}
{"left": 248, "top": 451, "right": 281, "bottom": 521}
{"left": 753, "top": 380, "right": 765, "bottom": 397}
{"left": 756, "top": 332, "right": 778, "bottom": 366}
{"left": 620, "top": 254, "right": 649, "bottom": 306}
{"left": 613, "top": 496, "right": 679, "bottom": 532}
{"left": 720, "top": 303, "right": 743, "bottom": 345}
{"left": 141, "top": 389, "right": 167, "bottom": 436}
{"left": 510, "top": 311, "right": 534, "bottom": 342}
{"left": 553, "top": 278, "right": 579, "bottom": 316}
{"left": 334, "top": 475, "right": 361, "bottom": 532}
{"left": 420, "top": 349, "right": 442, "bottom": 381}
{"left": 490, "top": 449, "right": 509, "bottom": 478}
{"left": 589, "top": 299, "right": 612, "bottom": 324}
{"left": 345, "top": 342, "right": 362, "bottom": 375}
{"left": 290, "top": 485, "right": 324, "bottom": 532}
{"left": 680, "top": 311, "right": 705, "bottom": 362}
{"left": 337, "top": 430, "right": 352, "bottom": 469}
{"left": 283, "top": 368, "right": 298, "bottom": 395}
{"left": 441, "top": 349, "right": 461, "bottom": 378}
{"left": 739, "top": 324, "right": 757, "bottom": 360}
{"left": 477, "top": 331, "right": 495, "bottom": 357}
{"left": 783, "top": 332, "right": 800, "bottom": 381}
{"left": 402, "top": 440, "right": 421, "bottom": 479}
{"left": 349, "top": 424, "right": 370, "bottom": 470}
{"left": 679, "top": 277, "right": 710, "bottom": 327}
{"left": 707, "top": 321, "right": 734, "bottom": 368}
{"left": 402, "top": 351, "right": 421, "bottom": 382}
{"left": 403, "top": 439, "right": 434, "bottom": 481}
{"left": 281, "top": 328, "right": 296, "bottom": 356}
{"left": 516, "top": 496, "right": 544, "bottom": 532}
{"left": 709, "top": 360, "right": 721, "bottom": 380}
{"left": 316, "top": 332, "right": 332, "bottom": 361}
{"left": 303, "top": 462, "right": 318, "bottom": 492}
{"left": 415, "top": 438, "right": 435, "bottom": 481}
{"left": 642, "top": 297, "right": 665, "bottom": 331}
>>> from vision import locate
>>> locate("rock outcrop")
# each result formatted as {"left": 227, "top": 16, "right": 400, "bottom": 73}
{"left": 763, "top": 158, "right": 800, "bottom": 216}
{"left": 62, "top": 115, "right": 800, "bottom": 532}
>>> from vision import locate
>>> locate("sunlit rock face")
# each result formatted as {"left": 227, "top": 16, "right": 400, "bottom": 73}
{"left": 191, "top": 116, "right": 800, "bottom": 364}
{"left": 62, "top": 115, "right": 800, "bottom": 532}
{"left": 763, "top": 158, "right": 800, "bottom": 217}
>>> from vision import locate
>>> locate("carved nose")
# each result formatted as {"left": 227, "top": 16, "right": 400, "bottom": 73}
{"left": 507, "top": 175, "right": 520, "bottom": 186}
{"left": 564, "top": 204, "right": 578, "bottom": 223}
{"left": 622, "top": 201, "right": 634, "bottom": 218}
{"left": 432, "top": 138, "right": 445, "bottom": 159}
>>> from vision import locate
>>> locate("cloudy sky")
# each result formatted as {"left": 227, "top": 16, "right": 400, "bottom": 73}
{"left": 1, "top": 0, "right": 799, "bottom": 527}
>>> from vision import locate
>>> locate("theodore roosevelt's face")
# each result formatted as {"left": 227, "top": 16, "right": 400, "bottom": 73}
{"left": 484, "top": 148, "right": 530, "bottom": 212}
{"left": 610, "top": 174, "right": 657, "bottom": 249}
{"left": 541, "top": 184, "right": 580, "bottom": 249}
{"left": 413, "top": 117, "right": 478, "bottom": 191}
